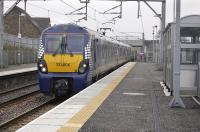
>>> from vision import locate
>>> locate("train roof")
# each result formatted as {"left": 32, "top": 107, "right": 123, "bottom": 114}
{"left": 42, "top": 23, "right": 132, "bottom": 48}
{"left": 83, "top": 26, "right": 131, "bottom": 47}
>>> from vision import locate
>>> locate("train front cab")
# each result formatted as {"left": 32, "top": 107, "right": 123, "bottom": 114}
{"left": 39, "top": 70, "right": 88, "bottom": 96}
{"left": 38, "top": 24, "right": 90, "bottom": 96}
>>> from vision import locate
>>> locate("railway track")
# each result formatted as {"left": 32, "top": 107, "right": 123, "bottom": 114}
{"left": 0, "top": 82, "right": 73, "bottom": 132}
{"left": 0, "top": 83, "right": 38, "bottom": 95}
{"left": 0, "top": 83, "right": 39, "bottom": 105}
{"left": 0, "top": 91, "right": 55, "bottom": 130}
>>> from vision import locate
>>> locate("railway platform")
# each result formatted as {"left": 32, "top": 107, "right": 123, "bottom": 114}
{"left": 17, "top": 62, "right": 200, "bottom": 132}
{"left": 0, "top": 63, "right": 37, "bottom": 77}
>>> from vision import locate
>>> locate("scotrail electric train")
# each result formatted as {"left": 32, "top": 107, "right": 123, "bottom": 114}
{"left": 38, "top": 23, "right": 135, "bottom": 96}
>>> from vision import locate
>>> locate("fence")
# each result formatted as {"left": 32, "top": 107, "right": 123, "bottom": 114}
{"left": 0, "top": 33, "right": 39, "bottom": 68}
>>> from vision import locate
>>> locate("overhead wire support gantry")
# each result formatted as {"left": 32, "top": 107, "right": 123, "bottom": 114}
{"left": 61, "top": 0, "right": 106, "bottom": 25}
{"left": 64, "top": 0, "right": 90, "bottom": 21}
{"left": 142, "top": 1, "right": 161, "bottom": 20}
{"left": 100, "top": 1, "right": 123, "bottom": 24}
{"left": 101, "top": 1, "right": 122, "bottom": 17}
{"left": 95, "top": 0, "right": 166, "bottom": 65}
{"left": 65, "top": 6, "right": 87, "bottom": 22}
{"left": 98, "top": 27, "right": 112, "bottom": 35}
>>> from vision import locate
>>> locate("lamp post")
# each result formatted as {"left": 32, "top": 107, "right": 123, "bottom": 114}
{"left": 18, "top": 14, "right": 21, "bottom": 39}
{"left": 154, "top": 25, "right": 158, "bottom": 63}
{"left": 152, "top": 27, "right": 155, "bottom": 63}
{"left": 17, "top": 13, "right": 25, "bottom": 64}
{"left": 0, "top": 0, "right": 4, "bottom": 67}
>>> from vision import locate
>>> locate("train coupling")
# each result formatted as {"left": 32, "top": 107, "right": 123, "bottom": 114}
{"left": 54, "top": 79, "right": 70, "bottom": 96}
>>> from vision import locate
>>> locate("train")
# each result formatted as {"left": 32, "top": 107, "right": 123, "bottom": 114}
{"left": 37, "top": 23, "right": 135, "bottom": 96}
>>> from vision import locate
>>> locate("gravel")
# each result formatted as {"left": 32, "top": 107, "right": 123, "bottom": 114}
{"left": 0, "top": 84, "right": 39, "bottom": 104}
{"left": 0, "top": 92, "right": 53, "bottom": 127}
{"left": 0, "top": 97, "right": 67, "bottom": 132}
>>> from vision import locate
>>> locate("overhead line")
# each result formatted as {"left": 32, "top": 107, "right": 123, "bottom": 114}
{"left": 60, "top": 0, "right": 125, "bottom": 33}
{"left": 88, "top": 5, "right": 124, "bottom": 35}
{"left": 60, "top": 0, "right": 77, "bottom": 10}
{"left": 61, "top": 1, "right": 123, "bottom": 35}
{"left": 139, "top": 6, "right": 145, "bottom": 34}
{"left": 27, "top": 0, "right": 143, "bottom": 39}
{"left": 60, "top": 0, "right": 104, "bottom": 24}
{"left": 28, "top": 1, "right": 110, "bottom": 32}
{"left": 27, "top": 2, "right": 75, "bottom": 22}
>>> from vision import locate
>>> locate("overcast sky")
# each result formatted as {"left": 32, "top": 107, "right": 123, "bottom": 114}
{"left": 4, "top": 0, "right": 200, "bottom": 39}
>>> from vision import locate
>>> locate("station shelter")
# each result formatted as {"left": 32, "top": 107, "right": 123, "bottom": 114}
{"left": 164, "top": 15, "right": 200, "bottom": 97}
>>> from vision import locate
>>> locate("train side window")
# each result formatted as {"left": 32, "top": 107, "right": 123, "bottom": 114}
{"left": 99, "top": 45, "right": 101, "bottom": 58}
{"left": 103, "top": 44, "right": 105, "bottom": 58}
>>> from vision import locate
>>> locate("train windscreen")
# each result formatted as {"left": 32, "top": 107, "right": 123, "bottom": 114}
{"left": 67, "top": 35, "right": 84, "bottom": 53}
{"left": 45, "top": 35, "right": 84, "bottom": 54}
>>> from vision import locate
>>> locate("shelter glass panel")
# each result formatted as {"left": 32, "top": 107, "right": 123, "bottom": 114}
{"left": 181, "top": 36, "right": 200, "bottom": 44}
{"left": 181, "top": 48, "right": 196, "bottom": 64}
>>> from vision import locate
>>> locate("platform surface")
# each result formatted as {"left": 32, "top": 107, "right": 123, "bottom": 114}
{"left": 0, "top": 63, "right": 37, "bottom": 76}
{"left": 79, "top": 63, "right": 200, "bottom": 132}
{"left": 16, "top": 62, "right": 135, "bottom": 132}
{"left": 16, "top": 63, "right": 200, "bottom": 132}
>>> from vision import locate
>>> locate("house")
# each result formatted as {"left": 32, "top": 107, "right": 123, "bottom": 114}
{"left": 4, "top": 6, "right": 50, "bottom": 38}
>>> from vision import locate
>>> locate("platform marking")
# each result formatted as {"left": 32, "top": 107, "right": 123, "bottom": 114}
{"left": 118, "top": 105, "right": 142, "bottom": 109}
{"left": 57, "top": 62, "right": 136, "bottom": 132}
{"left": 123, "top": 92, "right": 146, "bottom": 96}
{"left": 0, "top": 67, "right": 37, "bottom": 76}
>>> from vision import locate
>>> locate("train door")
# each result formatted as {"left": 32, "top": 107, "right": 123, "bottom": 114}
{"left": 116, "top": 45, "right": 119, "bottom": 65}
{"left": 92, "top": 36, "right": 98, "bottom": 69}
{"left": 92, "top": 37, "right": 97, "bottom": 70}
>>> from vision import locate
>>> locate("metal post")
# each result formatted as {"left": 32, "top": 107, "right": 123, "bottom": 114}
{"left": 173, "top": 0, "right": 176, "bottom": 21}
{"left": 120, "top": 1, "right": 122, "bottom": 18}
{"left": 169, "top": 0, "right": 185, "bottom": 108}
{"left": 153, "top": 25, "right": 157, "bottom": 63}
{"left": 0, "top": 0, "right": 4, "bottom": 67}
{"left": 155, "top": 25, "right": 158, "bottom": 63}
{"left": 142, "top": 33, "right": 146, "bottom": 62}
{"left": 160, "top": 1, "right": 166, "bottom": 66}
{"left": 32, "top": 39, "right": 34, "bottom": 63}
{"left": 153, "top": 27, "right": 155, "bottom": 62}
{"left": 18, "top": 13, "right": 21, "bottom": 65}
{"left": 0, "top": 0, "right": 3, "bottom": 49}
{"left": 85, "top": 1, "right": 88, "bottom": 20}
{"left": 18, "top": 14, "right": 21, "bottom": 37}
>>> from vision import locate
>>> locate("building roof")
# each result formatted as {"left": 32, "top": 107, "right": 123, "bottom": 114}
{"left": 4, "top": 6, "right": 50, "bottom": 32}
{"left": 32, "top": 17, "right": 50, "bottom": 31}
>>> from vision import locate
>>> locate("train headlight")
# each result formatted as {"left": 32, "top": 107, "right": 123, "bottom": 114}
{"left": 78, "top": 60, "right": 88, "bottom": 74}
{"left": 79, "top": 66, "right": 86, "bottom": 73}
{"left": 83, "top": 64, "right": 87, "bottom": 68}
{"left": 41, "top": 67, "right": 47, "bottom": 72}
{"left": 38, "top": 60, "right": 48, "bottom": 74}
{"left": 39, "top": 63, "right": 43, "bottom": 67}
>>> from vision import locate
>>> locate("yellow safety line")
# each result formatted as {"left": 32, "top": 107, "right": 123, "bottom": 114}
{"left": 57, "top": 62, "right": 136, "bottom": 132}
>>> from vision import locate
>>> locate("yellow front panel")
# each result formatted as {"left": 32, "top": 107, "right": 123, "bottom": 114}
{"left": 44, "top": 54, "right": 83, "bottom": 72}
